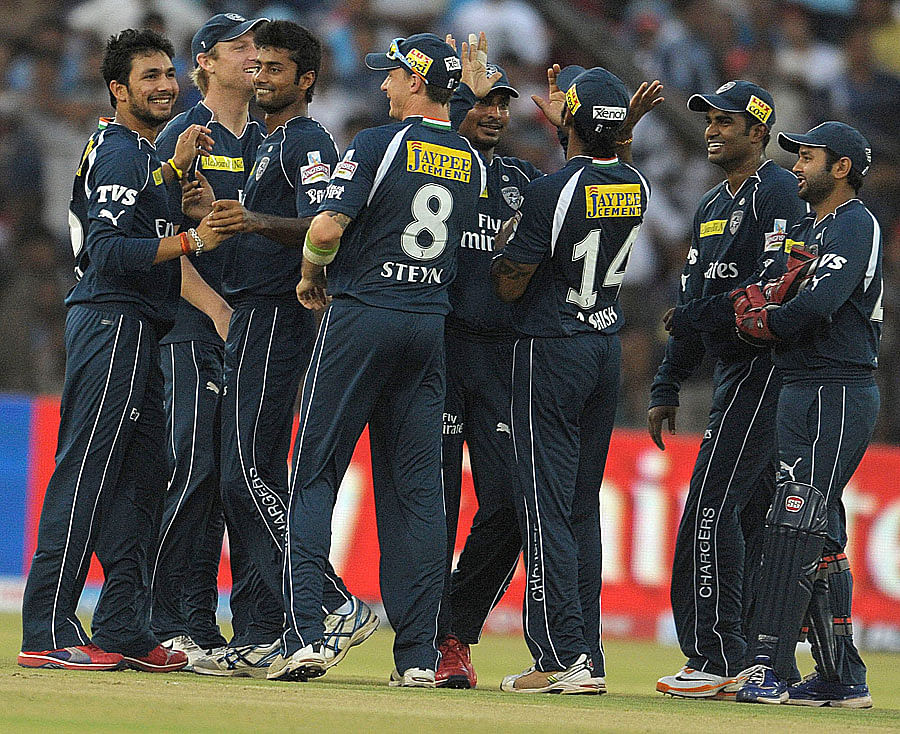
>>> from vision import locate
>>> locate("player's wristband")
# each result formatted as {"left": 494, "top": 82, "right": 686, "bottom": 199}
{"left": 303, "top": 230, "right": 338, "bottom": 266}
{"left": 187, "top": 227, "right": 205, "bottom": 255}
{"left": 616, "top": 136, "right": 634, "bottom": 146}
{"left": 179, "top": 231, "right": 191, "bottom": 256}
{"left": 167, "top": 157, "right": 184, "bottom": 180}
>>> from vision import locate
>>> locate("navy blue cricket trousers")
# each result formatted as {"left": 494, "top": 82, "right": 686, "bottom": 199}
{"left": 22, "top": 305, "right": 167, "bottom": 656}
{"left": 283, "top": 300, "right": 447, "bottom": 675}
{"left": 438, "top": 330, "right": 521, "bottom": 644}
{"left": 670, "top": 355, "right": 779, "bottom": 676}
{"left": 220, "top": 301, "right": 350, "bottom": 629}
{"left": 509, "top": 332, "right": 620, "bottom": 675}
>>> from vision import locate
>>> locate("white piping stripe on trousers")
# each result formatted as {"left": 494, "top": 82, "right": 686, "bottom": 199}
{"left": 811, "top": 387, "right": 823, "bottom": 484}
{"left": 233, "top": 308, "right": 283, "bottom": 547}
{"left": 477, "top": 557, "right": 519, "bottom": 642}
{"left": 690, "top": 357, "right": 757, "bottom": 670}
{"left": 824, "top": 387, "right": 847, "bottom": 506}
{"left": 149, "top": 341, "right": 200, "bottom": 622}
{"left": 286, "top": 306, "right": 333, "bottom": 643}
{"left": 169, "top": 344, "right": 176, "bottom": 459}
{"left": 709, "top": 360, "right": 775, "bottom": 675}
{"left": 49, "top": 316, "right": 125, "bottom": 646}
{"left": 525, "top": 339, "right": 563, "bottom": 670}
{"left": 431, "top": 439, "right": 447, "bottom": 668}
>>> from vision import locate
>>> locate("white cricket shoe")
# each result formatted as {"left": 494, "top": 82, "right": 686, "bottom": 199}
{"left": 267, "top": 641, "right": 328, "bottom": 681}
{"left": 389, "top": 667, "right": 436, "bottom": 688}
{"left": 321, "top": 596, "right": 379, "bottom": 669}
{"left": 160, "top": 635, "right": 211, "bottom": 672}
{"left": 656, "top": 665, "right": 737, "bottom": 698}
{"left": 192, "top": 640, "right": 280, "bottom": 678}
{"left": 500, "top": 654, "right": 606, "bottom": 694}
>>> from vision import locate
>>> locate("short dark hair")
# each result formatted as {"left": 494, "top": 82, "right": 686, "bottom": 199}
{"left": 398, "top": 68, "right": 453, "bottom": 106}
{"left": 102, "top": 28, "right": 175, "bottom": 107}
{"left": 825, "top": 148, "right": 864, "bottom": 193}
{"left": 253, "top": 20, "right": 321, "bottom": 102}
{"left": 572, "top": 116, "right": 619, "bottom": 158}
{"left": 742, "top": 114, "right": 771, "bottom": 151}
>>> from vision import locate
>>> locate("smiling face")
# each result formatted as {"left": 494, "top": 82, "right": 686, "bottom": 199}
{"left": 703, "top": 108, "right": 759, "bottom": 170}
{"left": 204, "top": 31, "right": 258, "bottom": 94}
{"left": 458, "top": 90, "right": 511, "bottom": 151}
{"left": 792, "top": 145, "right": 836, "bottom": 205}
{"left": 116, "top": 50, "right": 178, "bottom": 128}
{"left": 381, "top": 67, "right": 417, "bottom": 120}
{"left": 253, "top": 45, "right": 301, "bottom": 113}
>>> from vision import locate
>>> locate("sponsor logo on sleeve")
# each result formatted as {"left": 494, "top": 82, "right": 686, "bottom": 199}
{"left": 746, "top": 95, "right": 772, "bottom": 124}
{"left": 699, "top": 219, "right": 727, "bottom": 237}
{"left": 765, "top": 218, "right": 787, "bottom": 250}
{"left": 406, "top": 141, "right": 472, "bottom": 182}
{"left": 584, "top": 184, "right": 641, "bottom": 218}
{"left": 301, "top": 162, "right": 330, "bottom": 185}
{"left": 334, "top": 149, "right": 357, "bottom": 180}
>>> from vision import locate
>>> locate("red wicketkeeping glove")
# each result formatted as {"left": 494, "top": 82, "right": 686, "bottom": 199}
{"left": 729, "top": 283, "right": 767, "bottom": 317}
{"left": 735, "top": 305, "right": 778, "bottom": 346}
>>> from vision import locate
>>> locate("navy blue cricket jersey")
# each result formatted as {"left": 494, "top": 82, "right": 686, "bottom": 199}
{"left": 770, "top": 199, "right": 883, "bottom": 378}
{"left": 502, "top": 155, "right": 650, "bottom": 337}
{"left": 320, "top": 116, "right": 486, "bottom": 315}
{"left": 157, "top": 102, "right": 265, "bottom": 345}
{"left": 67, "top": 119, "right": 178, "bottom": 333}
{"left": 650, "top": 160, "right": 807, "bottom": 408}
{"left": 223, "top": 116, "right": 337, "bottom": 304}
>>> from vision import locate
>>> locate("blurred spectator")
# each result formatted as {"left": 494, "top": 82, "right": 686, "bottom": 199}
{"left": 775, "top": 4, "right": 844, "bottom": 92}
{"left": 67, "top": 0, "right": 206, "bottom": 51}
{"left": 858, "top": 0, "right": 900, "bottom": 75}
{"left": 651, "top": 0, "right": 719, "bottom": 93}
{"left": 448, "top": 0, "right": 549, "bottom": 66}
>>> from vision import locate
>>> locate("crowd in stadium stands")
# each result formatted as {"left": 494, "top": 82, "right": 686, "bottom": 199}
{"left": 0, "top": 0, "right": 897, "bottom": 439}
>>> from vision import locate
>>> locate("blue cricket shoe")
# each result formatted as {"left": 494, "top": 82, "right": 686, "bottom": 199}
{"left": 787, "top": 673, "right": 873, "bottom": 708}
{"left": 734, "top": 657, "right": 789, "bottom": 704}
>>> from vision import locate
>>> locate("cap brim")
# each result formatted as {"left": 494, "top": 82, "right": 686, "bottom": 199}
{"left": 219, "top": 18, "right": 267, "bottom": 43}
{"left": 777, "top": 131, "right": 826, "bottom": 155}
{"left": 491, "top": 83, "right": 519, "bottom": 98}
{"left": 365, "top": 53, "right": 402, "bottom": 71}
{"left": 557, "top": 65, "right": 586, "bottom": 92}
{"left": 687, "top": 93, "right": 743, "bottom": 114}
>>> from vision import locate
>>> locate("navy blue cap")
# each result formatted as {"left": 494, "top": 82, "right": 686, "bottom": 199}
{"left": 484, "top": 63, "right": 518, "bottom": 98}
{"left": 365, "top": 34, "right": 461, "bottom": 90}
{"left": 557, "top": 66, "right": 629, "bottom": 133}
{"left": 778, "top": 121, "right": 872, "bottom": 176}
{"left": 191, "top": 14, "right": 267, "bottom": 68}
{"left": 688, "top": 80, "right": 776, "bottom": 127}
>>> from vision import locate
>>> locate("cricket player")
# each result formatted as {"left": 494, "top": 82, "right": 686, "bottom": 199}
{"left": 149, "top": 12, "right": 276, "bottom": 671}
{"left": 491, "top": 65, "right": 650, "bottom": 694}
{"left": 270, "top": 34, "right": 485, "bottom": 687}
{"left": 732, "top": 122, "right": 880, "bottom": 708}
{"left": 18, "top": 29, "right": 230, "bottom": 672}
{"left": 189, "top": 19, "right": 373, "bottom": 678}
{"left": 650, "top": 81, "right": 808, "bottom": 698}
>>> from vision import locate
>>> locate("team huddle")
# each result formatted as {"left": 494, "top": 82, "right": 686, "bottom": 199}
{"left": 16, "top": 12, "right": 882, "bottom": 708}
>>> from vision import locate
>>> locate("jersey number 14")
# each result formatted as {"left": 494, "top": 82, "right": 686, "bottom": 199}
{"left": 567, "top": 225, "right": 641, "bottom": 309}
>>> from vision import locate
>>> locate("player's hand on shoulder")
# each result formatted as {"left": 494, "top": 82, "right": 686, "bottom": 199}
{"left": 296, "top": 271, "right": 329, "bottom": 311}
{"left": 173, "top": 124, "right": 214, "bottom": 172}
{"left": 182, "top": 170, "right": 214, "bottom": 220}
{"left": 532, "top": 64, "right": 565, "bottom": 128}
{"left": 648, "top": 405, "right": 678, "bottom": 451}
{"left": 206, "top": 199, "right": 259, "bottom": 235}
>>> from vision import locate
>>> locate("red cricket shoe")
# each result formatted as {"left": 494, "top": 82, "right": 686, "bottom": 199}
{"left": 435, "top": 635, "right": 477, "bottom": 689}
{"left": 18, "top": 643, "right": 125, "bottom": 671}
{"left": 122, "top": 645, "right": 188, "bottom": 673}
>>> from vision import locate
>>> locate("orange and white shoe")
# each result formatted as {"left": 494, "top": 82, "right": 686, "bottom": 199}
{"left": 656, "top": 666, "right": 736, "bottom": 698}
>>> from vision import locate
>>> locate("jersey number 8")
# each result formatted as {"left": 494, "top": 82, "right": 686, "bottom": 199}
{"left": 401, "top": 183, "right": 453, "bottom": 260}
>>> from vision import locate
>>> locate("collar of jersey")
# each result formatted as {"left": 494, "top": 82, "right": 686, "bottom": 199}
{"left": 571, "top": 154, "right": 619, "bottom": 167}
{"left": 100, "top": 118, "right": 156, "bottom": 148}
{"left": 414, "top": 116, "right": 452, "bottom": 131}
{"left": 814, "top": 197, "right": 862, "bottom": 227}
{"left": 199, "top": 100, "right": 255, "bottom": 140}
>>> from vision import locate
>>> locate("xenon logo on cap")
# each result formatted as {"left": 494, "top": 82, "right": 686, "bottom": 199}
{"left": 565, "top": 85, "right": 582, "bottom": 114}
{"left": 746, "top": 95, "right": 772, "bottom": 123}
{"left": 593, "top": 106, "right": 627, "bottom": 122}
{"left": 407, "top": 141, "right": 472, "bottom": 182}
{"left": 785, "top": 495, "right": 805, "bottom": 513}
{"left": 405, "top": 48, "right": 433, "bottom": 76}
{"left": 585, "top": 184, "right": 641, "bottom": 218}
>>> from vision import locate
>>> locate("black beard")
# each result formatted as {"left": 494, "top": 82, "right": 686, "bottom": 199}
{"left": 255, "top": 93, "right": 293, "bottom": 114}
{"left": 800, "top": 174, "right": 835, "bottom": 206}
{"left": 132, "top": 102, "right": 172, "bottom": 129}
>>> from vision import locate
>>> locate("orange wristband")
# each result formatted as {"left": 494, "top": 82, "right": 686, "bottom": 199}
{"left": 179, "top": 231, "right": 192, "bottom": 255}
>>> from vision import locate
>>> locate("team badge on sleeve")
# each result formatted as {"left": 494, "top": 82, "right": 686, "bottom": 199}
{"left": 501, "top": 186, "right": 521, "bottom": 209}
{"left": 255, "top": 156, "right": 270, "bottom": 180}
{"left": 729, "top": 209, "right": 744, "bottom": 234}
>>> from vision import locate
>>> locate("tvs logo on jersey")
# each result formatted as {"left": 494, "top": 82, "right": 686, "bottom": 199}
{"left": 746, "top": 95, "right": 772, "bottom": 123}
{"left": 407, "top": 141, "right": 472, "bottom": 182}
{"left": 300, "top": 150, "right": 330, "bottom": 185}
{"left": 699, "top": 219, "right": 727, "bottom": 237}
{"left": 334, "top": 149, "right": 357, "bottom": 180}
{"left": 785, "top": 495, "right": 805, "bottom": 513}
{"left": 729, "top": 209, "right": 744, "bottom": 234}
{"left": 405, "top": 48, "right": 433, "bottom": 76}
{"left": 202, "top": 155, "right": 245, "bottom": 173}
{"left": 501, "top": 186, "right": 521, "bottom": 209}
{"left": 565, "top": 85, "right": 582, "bottom": 114}
{"left": 584, "top": 184, "right": 641, "bottom": 218}
{"left": 254, "top": 156, "right": 270, "bottom": 180}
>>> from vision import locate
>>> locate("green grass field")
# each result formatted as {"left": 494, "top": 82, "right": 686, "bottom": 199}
{"left": 1, "top": 614, "right": 898, "bottom": 733}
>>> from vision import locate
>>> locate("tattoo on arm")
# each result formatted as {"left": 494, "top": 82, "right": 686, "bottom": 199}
{"left": 493, "top": 259, "right": 534, "bottom": 279}
{"left": 491, "top": 256, "right": 539, "bottom": 302}
{"left": 326, "top": 211, "right": 352, "bottom": 231}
